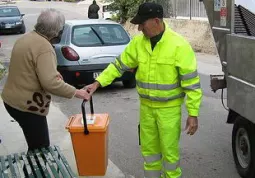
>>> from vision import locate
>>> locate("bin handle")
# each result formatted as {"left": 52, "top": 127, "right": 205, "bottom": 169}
{"left": 65, "top": 116, "right": 75, "bottom": 129}
{"left": 81, "top": 96, "right": 94, "bottom": 135}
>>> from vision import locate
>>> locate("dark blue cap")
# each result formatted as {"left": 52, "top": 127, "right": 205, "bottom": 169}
{"left": 130, "top": 2, "right": 164, "bottom": 24}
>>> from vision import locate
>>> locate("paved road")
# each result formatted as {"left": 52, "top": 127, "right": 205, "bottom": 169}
{"left": 0, "top": 1, "right": 241, "bottom": 177}
{"left": 0, "top": 1, "right": 88, "bottom": 62}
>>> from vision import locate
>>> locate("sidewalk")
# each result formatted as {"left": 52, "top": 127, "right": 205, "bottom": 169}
{"left": 0, "top": 1, "right": 16, "bottom": 5}
{"left": 0, "top": 97, "right": 131, "bottom": 178}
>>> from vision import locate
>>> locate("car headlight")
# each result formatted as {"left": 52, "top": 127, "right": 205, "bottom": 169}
{"left": 16, "top": 21, "right": 22, "bottom": 25}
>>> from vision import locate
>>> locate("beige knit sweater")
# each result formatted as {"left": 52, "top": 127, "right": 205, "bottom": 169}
{"left": 1, "top": 31, "right": 76, "bottom": 116}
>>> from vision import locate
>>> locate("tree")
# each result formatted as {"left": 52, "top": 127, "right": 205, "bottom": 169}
{"left": 106, "top": 0, "right": 153, "bottom": 24}
{"left": 155, "top": 0, "right": 174, "bottom": 17}
{"left": 106, "top": 0, "right": 173, "bottom": 24}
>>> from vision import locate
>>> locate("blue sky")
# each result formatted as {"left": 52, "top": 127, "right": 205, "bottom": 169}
{"left": 235, "top": 0, "right": 255, "bottom": 13}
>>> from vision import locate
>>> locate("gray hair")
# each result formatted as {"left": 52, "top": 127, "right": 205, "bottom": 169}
{"left": 35, "top": 8, "right": 65, "bottom": 39}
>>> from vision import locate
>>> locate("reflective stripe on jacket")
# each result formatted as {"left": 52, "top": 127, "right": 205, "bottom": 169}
{"left": 96, "top": 22, "right": 202, "bottom": 116}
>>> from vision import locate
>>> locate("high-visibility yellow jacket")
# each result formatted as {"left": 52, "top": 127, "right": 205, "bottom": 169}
{"left": 96, "top": 23, "right": 203, "bottom": 116}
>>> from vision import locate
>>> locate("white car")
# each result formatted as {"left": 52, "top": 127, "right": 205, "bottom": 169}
{"left": 54, "top": 19, "right": 136, "bottom": 88}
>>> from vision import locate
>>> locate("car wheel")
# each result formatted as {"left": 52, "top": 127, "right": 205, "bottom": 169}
{"left": 232, "top": 116, "right": 255, "bottom": 178}
{"left": 20, "top": 25, "right": 26, "bottom": 34}
{"left": 122, "top": 78, "right": 136, "bottom": 88}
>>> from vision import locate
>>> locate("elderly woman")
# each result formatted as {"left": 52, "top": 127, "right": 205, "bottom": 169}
{"left": 1, "top": 9, "right": 90, "bottom": 150}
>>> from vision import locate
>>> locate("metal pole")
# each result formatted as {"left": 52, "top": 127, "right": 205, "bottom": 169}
{"left": 230, "top": 0, "right": 235, "bottom": 33}
{"left": 198, "top": 0, "right": 201, "bottom": 17}
{"left": 175, "top": 0, "right": 177, "bottom": 18}
{"left": 189, "top": 0, "right": 192, "bottom": 20}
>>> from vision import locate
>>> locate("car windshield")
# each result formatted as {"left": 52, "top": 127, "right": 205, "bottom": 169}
{"left": 0, "top": 7, "right": 20, "bottom": 17}
{"left": 71, "top": 24, "right": 130, "bottom": 47}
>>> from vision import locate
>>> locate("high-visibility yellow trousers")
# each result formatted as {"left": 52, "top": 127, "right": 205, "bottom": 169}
{"left": 140, "top": 104, "right": 182, "bottom": 178}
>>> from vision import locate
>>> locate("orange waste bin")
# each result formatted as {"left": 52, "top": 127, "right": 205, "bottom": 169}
{"left": 66, "top": 98, "right": 109, "bottom": 176}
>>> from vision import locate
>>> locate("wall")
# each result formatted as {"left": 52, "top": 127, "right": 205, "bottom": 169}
{"left": 123, "top": 18, "right": 218, "bottom": 55}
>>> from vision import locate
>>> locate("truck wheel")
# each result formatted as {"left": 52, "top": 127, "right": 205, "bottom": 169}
{"left": 232, "top": 116, "right": 255, "bottom": 178}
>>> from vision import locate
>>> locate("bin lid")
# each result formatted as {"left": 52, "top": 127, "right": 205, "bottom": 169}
{"left": 66, "top": 114, "right": 109, "bottom": 133}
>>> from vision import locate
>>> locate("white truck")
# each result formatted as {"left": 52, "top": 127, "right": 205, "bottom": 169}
{"left": 201, "top": 0, "right": 255, "bottom": 177}
{"left": 100, "top": 1, "right": 118, "bottom": 20}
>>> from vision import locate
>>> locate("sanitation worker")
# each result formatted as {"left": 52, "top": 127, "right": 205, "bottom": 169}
{"left": 85, "top": 2, "right": 203, "bottom": 178}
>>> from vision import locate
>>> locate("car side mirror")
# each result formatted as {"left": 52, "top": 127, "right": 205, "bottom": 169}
{"left": 21, "top": 14, "right": 25, "bottom": 17}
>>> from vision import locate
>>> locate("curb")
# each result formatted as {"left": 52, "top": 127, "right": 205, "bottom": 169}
{"left": 77, "top": 0, "right": 104, "bottom": 6}
{"left": 0, "top": 64, "right": 7, "bottom": 82}
{"left": 0, "top": 2, "right": 16, "bottom": 4}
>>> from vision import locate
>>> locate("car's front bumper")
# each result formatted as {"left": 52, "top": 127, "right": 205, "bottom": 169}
{"left": 0, "top": 24, "right": 23, "bottom": 33}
